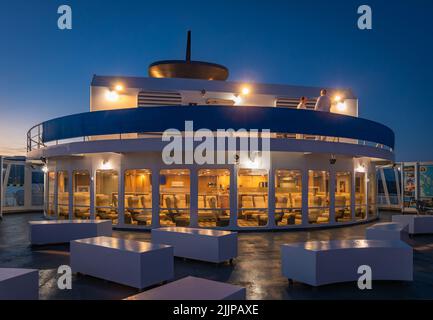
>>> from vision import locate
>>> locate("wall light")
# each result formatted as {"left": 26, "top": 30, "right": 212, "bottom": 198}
{"left": 114, "top": 84, "right": 124, "bottom": 92}
{"left": 100, "top": 160, "right": 112, "bottom": 170}
{"left": 105, "top": 90, "right": 119, "bottom": 102}
{"left": 42, "top": 166, "right": 48, "bottom": 173}
{"left": 355, "top": 164, "right": 366, "bottom": 173}
{"left": 241, "top": 86, "right": 250, "bottom": 95}
{"left": 336, "top": 102, "right": 347, "bottom": 112}
{"left": 233, "top": 94, "right": 242, "bottom": 105}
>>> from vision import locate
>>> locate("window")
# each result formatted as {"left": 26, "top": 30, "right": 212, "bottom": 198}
{"left": 368, "top": 172, "right": 377, "bottom": 218}
{"left": 159, "top": 169, "right": 190, "bottom": 227}
{"left": 31, "top": 170, "right": 44, "bottom": 206}
{"left": 95, "top": 170, "right": 118, "bottom": 224}
{"left": 198, "top": 169, "right": 230, "bottom": 228}
{"left": 5, "top": 164, "right": 25, "bottom": 207}
{"left": 275, "top": 170, "right": 302, "bottom": 226}
{"left": 238, "top": 169, "right": 268, "bottom": 227}
{"left": 57, "top": 171, "right": 69, "bottom": 219}
{"left": 355, "top": 172, "right": 367, "bottom": 220}
{"left": 47, "top": 172, "right": 55, "bottom": 217}
{"left": 308, "top": 170, "right": 329, "bottom": 224}
{"left": 124, "top": 169, "right": 152, "bottom": 226}
{"left": 73, "top": 171, "right": 90, "bottom": 219}
{"left": 335, "top": 172, "right": 352, "bottom": 223}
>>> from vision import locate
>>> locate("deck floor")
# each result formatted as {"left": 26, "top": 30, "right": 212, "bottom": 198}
{"left": 1, "top": 211, "right": 433, "bottom": 300}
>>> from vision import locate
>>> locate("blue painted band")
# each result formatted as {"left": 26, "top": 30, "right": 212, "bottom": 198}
{"left": 41, "top": 106, "right": 395, "bottom": 149}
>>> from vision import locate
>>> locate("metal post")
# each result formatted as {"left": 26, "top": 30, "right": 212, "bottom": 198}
{"left": 0, "top": 156, "right": 3, "bottom": 219}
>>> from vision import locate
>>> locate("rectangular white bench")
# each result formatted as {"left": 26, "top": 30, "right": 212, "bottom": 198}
{"left": 392, "top": 214, "right": 433, "bottom": 234}
{"left": 29, "top": 220, "right": 112, "bottom": 245}
{"left": 0, "top": 268, "right": 39, "bottom": 300}
{"left": 366, "top": 222, "right": 410, "bottom": 242}
{"left": 125, "top": 276, "right": 246, "bottom": 300}
{"left": 152, "top": 227, "right": 237, "bottom": 263}
{"left": 71, "top": 236, "right": 173, "bottom": 289}
{"left": 281, "top": 240, "right": 413, "bottom": 286}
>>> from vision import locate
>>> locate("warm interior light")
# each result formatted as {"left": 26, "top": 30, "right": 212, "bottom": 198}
{"left": 334, "top": 95, "right": 342, "bottom": 102}
{"left": 336, "top": 102, "right": 347, "bottom": 112}
{"left": 241, "top": 86, "right": 250, "bottom": 95}
{"left": 105, "top": 90, "right": 119, "bottom": 102}
{"left": 114, "top": 84, "right": 124, "bottom": 92}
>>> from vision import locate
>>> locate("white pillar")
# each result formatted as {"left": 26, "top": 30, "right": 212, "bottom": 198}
{"left": 329, "top": 168, "right": 336, "bottom": 224}
{"left": 151, "top": 168, "right": 160, "bottom": 228}
{"left": 267, "top": 167, "right": 276, "bottom": 228}
{"left": 229, "top": 165, "right": 237, "bottom": 228}
{"left": 0, "top": 157, "right": 3, "bottom": 219}
{"left": 351, "top": 167, "right": 356, "bottom": 221}
{"left": 68, "top": 169, "right": 73, "bottom": 220}
{"left": 301, "top": 169, "right": 309, "bottom": 225}
{"left": 90, "top": 168, "right": 95, "bottom": 220}
{"left": 190, "top": 168, "right": 198, "bottom": 227}
{"left": 117, "top": 161, "right": 125, "bottom": 227}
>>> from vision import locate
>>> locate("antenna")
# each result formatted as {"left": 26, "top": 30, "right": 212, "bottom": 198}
{"left": 186, "top": 30, "right": 191, "bottom": 62}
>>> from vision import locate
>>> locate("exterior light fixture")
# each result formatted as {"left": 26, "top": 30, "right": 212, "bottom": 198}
{"left": 355, "top": 164, "right": 366, "bottom": 173}
{"left": 114, "top": 84, "right": 124, "bottom": 92}
{"left": 233, "top": 94, "right": 242, "bottom": 105}
{"left": 334, "top": 95, "right": 342, "bottom": 102}
{"left": 105, "top": 90, "right": 119, "bottom": 102}
{"left": 101, "top": 160, "right": 112, "bottom": 170}
{"left": 336, "top": 102, "right": 347, "bottom": 112}
{"left": 42, "top": 166, "right": 48, "bottom": 173}
{"left": 241, "top": 86, "right": 250, "bottom": 95}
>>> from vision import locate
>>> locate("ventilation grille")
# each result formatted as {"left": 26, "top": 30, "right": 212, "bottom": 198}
{"left": 138, "top": 91, "right": 182, "bottom": 106}
{"left": 275, "top": 97, "right": 317, "bottom": 110}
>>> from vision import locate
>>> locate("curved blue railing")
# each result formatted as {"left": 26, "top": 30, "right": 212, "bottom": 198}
{"left": 28, "top": 106, "right": 395, "bottom": 150}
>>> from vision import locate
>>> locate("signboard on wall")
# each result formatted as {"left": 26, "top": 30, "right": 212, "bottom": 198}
{"left": 403, "top": 165, "right": 416, "bottom": 208}
{"left": 420, "top": 165, "right": 433, "bottom": 198}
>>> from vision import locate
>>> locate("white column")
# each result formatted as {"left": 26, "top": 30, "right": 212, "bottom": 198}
{"left": 117, "top": 161, "right": 125, "bottom": 227}
{"left": 351, "top": 168, "right": 356, "bottom": 221}
{"left": 329, "top": 168, "right": 336, "bottom": 224}
{"left": 68, "top": 169, "right": 73, "bottom": 219}
{"left": 53, "top": 170, "right": 58, "bottom": 219}
{"left": 267, "top": 167, "right": 276, "bottom": 228}
{"left": 90, "top": 168, "right": 95, "bottom": 220}
{"left": 0, "top": 157, "right": 3, "bottom": 219}
{"left": 151, "top": 168, "right": 160, "bottom": 228}
{"left": 301, "top": 169, "right": 309, "bottom": 225}
{"left": 24, "top": 164, "right": 32, "bottom": 210}
{"left": 190, "top": 168, "right": 198, "bottom": 227}
{"left": 229, "top": 165, "right": 238, "bottom": 228}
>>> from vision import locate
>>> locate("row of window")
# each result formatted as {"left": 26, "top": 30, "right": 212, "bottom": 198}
{"left": 47, "top": 168, "right": 377, "bottom": 228}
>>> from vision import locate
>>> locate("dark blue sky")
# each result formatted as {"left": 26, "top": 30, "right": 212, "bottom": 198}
{"left": 1, "top": 0, "right": 432, "bottom": 160}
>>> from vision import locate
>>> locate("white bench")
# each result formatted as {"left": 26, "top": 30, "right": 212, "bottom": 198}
{"left": 0, "top": 268, "right": 39, "bottom": 300}
{"left": 366, "top": 222, "right": 410, "bottom": 242}
{"left": 392, "top": 214, "right": 433, "bottom": 234}
{"left": 281, "top": 240, "right": 413, "bottom": 286}
{"left": 29, "top": 220, "right": 112, "bottom": 245}
{"left": 152, "top": 227, "right": 237, "bottom": 263}
{"left": 125, "top": 276, "right": 246, "bottom": 300}
{"left": 71, "top": 236, "right": 173, "bottom": 289}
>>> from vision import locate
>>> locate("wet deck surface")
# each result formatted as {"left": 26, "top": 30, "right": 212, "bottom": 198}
{"left": 1, "top": 212, "right": 433, "bottom": 300}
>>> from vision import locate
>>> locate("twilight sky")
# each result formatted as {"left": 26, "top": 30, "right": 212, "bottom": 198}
{"left": 1, "top": 0, "right": 432, "bottom": 161}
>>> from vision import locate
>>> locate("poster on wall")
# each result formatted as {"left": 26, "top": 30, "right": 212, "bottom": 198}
{"left": 420, "top": 165, "right": 433, "bottom": 198}
{"left": 403, "top": 165, "right": 416, "bottom": 208}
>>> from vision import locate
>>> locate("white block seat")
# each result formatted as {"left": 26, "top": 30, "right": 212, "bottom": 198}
{"left": 71, "top": 236, "right": 174, "bottom": 289}
{"left": 152, "top": 227, "right": 237, "bottom": 263}
{"left": 0, "top": 268, "right": 39, "bottom": 300}
{"left": 281, "top": 239, "right": 413, "bottom": 286}
{"left": 29, "top": 220, "right": 112, "bottom": 245}
{"left": 125, "top": 276, "right": 246, "bottom": 300}
{"left": 366, "top": 222, "right": 410, "bottom": 242}
{"left": 392, "top": 214, "right": 433, "bottom": 235}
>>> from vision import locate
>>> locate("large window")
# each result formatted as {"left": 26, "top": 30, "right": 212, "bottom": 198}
{"left": 355, "top": 172, "right": 367, "bottom": 220}
{"left": 124, "top": 169, "right": 152, "bottom": 226}
{"left": 238, "top": 169, "right": 268, "bottom": 227}
{"left": 368, "top": 172, "right": 377, "bottom": 218}
{"left": 335, "top": 171, "right": 352, "bottom": 223}
{"left": 159, "top": 169, "right": 190, "bottom": 227}
{"left": 5, "top": 164, "right": 25, "bottom": 207}
{"left": 198, "top": 169, "right": 230, "bottom": 228}
{"left": 31, "top": 170, "right": 44, "bottom": 206}
{"left": 275, "top": 170, "right": 302, "bottom": 226}
{"left": 95, "top": 170, "right": 118, "bottom": 224}
{"left": 73, "top": 170, "right": 90, "bottom": 219}
{"left": 57, "top": 171, "right": 69, "bottom": 219}
{"left": 308, "top": 170, "right": 329, "bottom": 224}
{"left": 47, "top": 171, "right": 55, "bottom": 217}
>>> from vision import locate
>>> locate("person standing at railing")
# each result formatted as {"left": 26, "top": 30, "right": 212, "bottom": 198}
{"left": 296, "top": 96, "right": 308, "bottom": 109}
{"left": 314, "top": 89, "right": 331, "bottom": 112}
{"left": 314, "top": 89, "right": 331, "bottom": 141}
